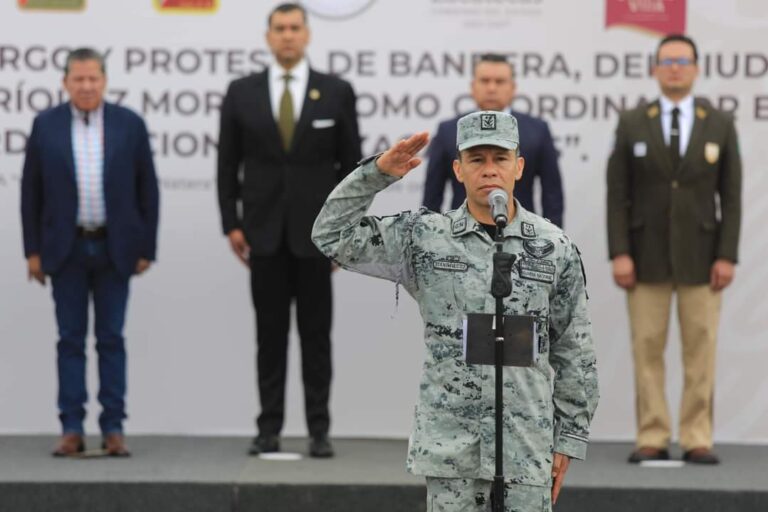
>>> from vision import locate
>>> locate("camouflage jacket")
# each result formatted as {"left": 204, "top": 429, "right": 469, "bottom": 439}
{"left": 312, "top": 159, "right": 599, "bottom": 485}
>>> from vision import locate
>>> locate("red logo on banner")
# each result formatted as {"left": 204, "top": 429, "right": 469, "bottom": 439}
{"left": 606, "top": 0, "right": 686, "bottom": 35}
{"left": 155, "top": 0, "right": 218, "bottom": 11}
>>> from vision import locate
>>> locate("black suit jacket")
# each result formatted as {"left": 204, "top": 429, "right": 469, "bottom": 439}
{"left": 217, "top": 68, "right": 362, "bottom": 257}
{"left": 422, "top": 109, "right": 564, "bottom": 227}
{"left": 606, "top": 97, "right": 742, "bottom": 284}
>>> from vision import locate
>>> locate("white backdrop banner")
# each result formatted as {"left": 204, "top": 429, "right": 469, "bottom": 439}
{"left": 1, "top": 0, "right": 767, "bottom": 442}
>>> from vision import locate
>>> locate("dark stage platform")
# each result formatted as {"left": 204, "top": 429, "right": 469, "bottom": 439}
{"left": 0, "top": 436, "right": 766, "bottom": 512}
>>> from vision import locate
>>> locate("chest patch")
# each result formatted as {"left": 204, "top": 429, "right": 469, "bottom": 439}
{"left": 433, "top": 257, "right": 469, "bottom": 272}
{"left": 523, "top": 238, "right": 555, "bottom": 258}
{"left": 519, "top": 257, "right": 555, "bottom": 283}
{"left": 451, "top": 218, "right": 467, "bottom": 235}
{"left": 521, "top": 222, "right": 536, "bottom": 238}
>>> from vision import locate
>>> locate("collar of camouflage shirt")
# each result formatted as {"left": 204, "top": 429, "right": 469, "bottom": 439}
{"left": 449, "top": 198, "right": 537, "bottom": 240}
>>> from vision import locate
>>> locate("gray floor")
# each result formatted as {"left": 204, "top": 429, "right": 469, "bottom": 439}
{"left": 1, "top": 436, "right": 765, "bottom": 490}
{"left": 1, "top": 437, "right": 766, "bottom": 512}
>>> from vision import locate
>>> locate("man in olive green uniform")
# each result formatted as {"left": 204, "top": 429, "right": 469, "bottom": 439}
{"left": 607, "top": 34, "right": 741, "bottom": 465}
{"left": 313, "top": 111, "right": 598, "bottom": 511}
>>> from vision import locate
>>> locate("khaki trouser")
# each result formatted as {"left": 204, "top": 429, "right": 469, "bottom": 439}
{"left": 627, "top": 283, "right": 721, "bottom": 450}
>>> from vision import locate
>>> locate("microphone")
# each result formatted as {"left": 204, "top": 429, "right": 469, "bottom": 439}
{"left": 487, "top": 188, "right": 509, "bottom": 227}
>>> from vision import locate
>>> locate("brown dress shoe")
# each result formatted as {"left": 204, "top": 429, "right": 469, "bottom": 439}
{"left": 627, "top": 446, "right": 670, "bottom": 463}
{"left": 52, "top": 433, "right": 85, "bottom": 457}
{"left": 683, "top": 447, "right": 720, "bottom": 465}
{"left": 102, "top": 433, "right": 131, "bottom": 457}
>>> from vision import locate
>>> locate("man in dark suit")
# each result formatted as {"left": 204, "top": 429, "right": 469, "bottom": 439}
{"left": 607, "top": 35, "right": 741, "bottom": 465}
{"left": 21, "top": 48, "right": 159, "bottom": 457}
{"left": 422, "top": 53, "right": 564, "bottom": 227}
{"left": 217, "top": 2, "right": 361, "bottom": 458}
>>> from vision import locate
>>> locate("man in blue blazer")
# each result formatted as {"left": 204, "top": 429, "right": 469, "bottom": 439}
{"left": 20, "top": 48, "right": 159, "bottom": 457}
{"left": 422, "top": 53, "right": 564, "bottom": 227}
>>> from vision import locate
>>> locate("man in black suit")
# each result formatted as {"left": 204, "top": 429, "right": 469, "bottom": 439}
{"left": 217, "top": 2, "right": 361, "bottom": 458}
{"left": 422, "top": 53, "right": 564, "bottom": 227}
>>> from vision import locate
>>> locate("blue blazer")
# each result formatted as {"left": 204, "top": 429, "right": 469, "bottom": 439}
{"left": 422, "top": 110, "right": 565, "bottom": 227}
{"left": 21, "top": 102, "right": 159, "bottom": 278}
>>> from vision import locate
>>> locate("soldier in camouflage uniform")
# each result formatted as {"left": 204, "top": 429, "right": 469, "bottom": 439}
{"left": 312, "top": 111, "right": 599, "bottom": 511}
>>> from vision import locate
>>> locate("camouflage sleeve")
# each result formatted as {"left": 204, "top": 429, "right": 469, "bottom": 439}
{"left": 312, "top": 158, "right": 417, "bottom": 288}
{"left": 547, "top": 242, "right": 599, "bottom": 460}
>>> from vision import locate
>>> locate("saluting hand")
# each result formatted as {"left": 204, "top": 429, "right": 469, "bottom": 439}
{"left": 376, "top": 132, "right": 430, "bottom": 178}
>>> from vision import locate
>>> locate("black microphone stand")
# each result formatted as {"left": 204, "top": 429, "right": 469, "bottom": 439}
{"left": 491, "top": 220, "right": 515, "bottom": 512}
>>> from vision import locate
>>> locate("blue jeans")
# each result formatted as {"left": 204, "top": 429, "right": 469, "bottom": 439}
{"left": 51, "top": 238, "right": 130, "bottom": 435}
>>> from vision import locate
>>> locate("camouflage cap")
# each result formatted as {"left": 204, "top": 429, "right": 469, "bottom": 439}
{"left": 456, "top": 111, "right": 519, "bottom": 152}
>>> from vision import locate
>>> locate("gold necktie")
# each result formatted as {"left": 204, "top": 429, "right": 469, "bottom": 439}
{"left": 278, "top": 74, "right": 294, "bottom": 151}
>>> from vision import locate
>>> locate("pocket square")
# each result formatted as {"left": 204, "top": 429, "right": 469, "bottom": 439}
{"left": 312, "top": 119, "right": 336, "bottom": 129}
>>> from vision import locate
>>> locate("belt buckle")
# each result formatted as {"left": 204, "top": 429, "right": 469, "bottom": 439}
{"left": 79, "top": 226, "right": 105, "bottom": 239}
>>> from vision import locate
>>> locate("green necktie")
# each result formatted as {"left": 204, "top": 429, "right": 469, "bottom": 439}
{"left": 278, "top": 74, "right": 294, "bottom": 151}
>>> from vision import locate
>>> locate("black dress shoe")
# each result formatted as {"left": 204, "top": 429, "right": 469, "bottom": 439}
{"left": 309, "top": 435, "right": 334, "bottom": 458}
{"left": 627, "top": 447, "right": 670, "bottom": 463}
{"left": 683, "top": 448, "right": 720, "bottom": 465}
{"left": 248, "top": 435, "right": 280, "bottom": 455}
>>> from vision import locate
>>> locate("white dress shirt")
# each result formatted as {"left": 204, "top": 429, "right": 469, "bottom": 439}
{"left": 269, "top": 58, "right": 309, "bottom": 122}
{"left": 70, "top": 103, "right": 106, "bottom": 228}
{"left": 660, "top": 94, "right": 694, "bottom": 157}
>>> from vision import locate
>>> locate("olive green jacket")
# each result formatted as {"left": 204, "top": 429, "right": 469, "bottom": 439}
{"left": 606, "top": 97, "right": 742, "bottom": 284}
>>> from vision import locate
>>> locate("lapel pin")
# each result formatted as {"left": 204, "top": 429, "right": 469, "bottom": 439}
{"left": 696, "top": 106, "right": 707, "bottom": 119}
{"left": 647, "top": 105, "right": 659, "bottom": 118}
{"left": 309, "top": 88, "right": 321, "bottom": 100}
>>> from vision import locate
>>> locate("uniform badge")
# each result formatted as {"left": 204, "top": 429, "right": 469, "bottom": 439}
{"left": 523, "top": 239, "right": 555, "bottom": 258}
{"left": 633, "top": 142, "right": 647, "bottom": 158}
{"left": 521, "top": 222, "right": 536, "bottom": 238}
{"left": 704, "top": 142, "right": 720, "bottom": 164}
{"left": 451, "top": 217, "right": 467, "bottom": 235}
{"left": 309, "top": 88, "right": 321, "bottom": 100}
{"left": 480, "top": 113, "right": 496, "bottom": 130}
{"left": 433, "top": 256, "right": 469, "bottom": 272}
{"left": 519, "top": 257, "right": 555, "bottom": 284}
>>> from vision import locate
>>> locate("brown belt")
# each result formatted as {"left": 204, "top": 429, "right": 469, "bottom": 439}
{"left": 76, "top": 226, "right": 107, "bottom": 239}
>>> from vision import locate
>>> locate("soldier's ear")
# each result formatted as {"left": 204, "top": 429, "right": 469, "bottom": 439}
{"left": 452, "top": 158, "right": 464, "bottom": 183}
{"left": 515, "top": 155, "right": 525, "bottom": 181}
